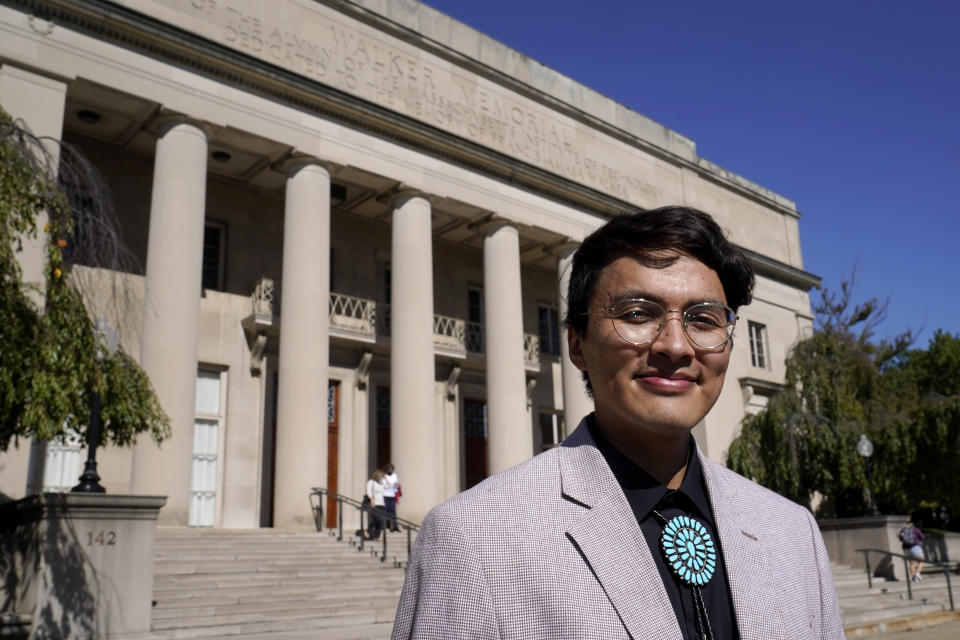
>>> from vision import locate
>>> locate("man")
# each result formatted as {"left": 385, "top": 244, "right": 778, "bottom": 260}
{"left": 392, "top": 207, "right": 843, "bottom": 639}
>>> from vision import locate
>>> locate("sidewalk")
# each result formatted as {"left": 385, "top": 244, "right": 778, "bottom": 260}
{"left": 870, "top": 619, "right": 960, "bottom": 639}
{"left": 850, "top": 612, "right": 960, "bottom": 639}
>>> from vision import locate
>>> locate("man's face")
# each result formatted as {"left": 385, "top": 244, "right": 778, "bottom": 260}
{"left": 568, "top": 252, "right": 731, "bottom": 442}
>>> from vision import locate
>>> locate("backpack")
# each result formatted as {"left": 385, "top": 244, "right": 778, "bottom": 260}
{"left": 900, "top": 526, "right": 917, "bottom": 546}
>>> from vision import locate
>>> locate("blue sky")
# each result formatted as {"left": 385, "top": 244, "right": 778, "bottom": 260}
{"left": 423, "top": 0, "right": 959, "bottom": 348}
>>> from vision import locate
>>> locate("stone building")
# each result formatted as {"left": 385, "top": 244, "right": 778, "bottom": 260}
{"left": 0, "top": 0, "right": 818, "bottom": 529}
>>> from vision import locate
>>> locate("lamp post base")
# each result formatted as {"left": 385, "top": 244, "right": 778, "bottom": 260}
{"left": 72, "top": 462, "right": 106, "bottom": 493}
{"left": 73, "top": 390, "right": 106, "bottom": 493}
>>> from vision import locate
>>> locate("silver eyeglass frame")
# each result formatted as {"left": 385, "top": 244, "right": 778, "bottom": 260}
{"left": 588, "top": 298, "right": 737, "bottom": 350}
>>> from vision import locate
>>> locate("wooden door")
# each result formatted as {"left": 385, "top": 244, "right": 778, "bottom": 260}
{"left": 463, "top": 398, "right": 488, "bottom": 489}
{"left": 376, "top": 386, "right": 391, "bottom": 470}
{"left": 326, "top": 381, "right": 340, "bottom": 529}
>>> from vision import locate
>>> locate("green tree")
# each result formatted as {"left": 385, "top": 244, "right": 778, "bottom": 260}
{"left": 728, "top": 277, "right": 918, "bottom": 516}
{"left": 895, "top": 331, "right": 960, "bottom": 516}
{"left": 0, "top": 108, "right": 169, "bottom": 452}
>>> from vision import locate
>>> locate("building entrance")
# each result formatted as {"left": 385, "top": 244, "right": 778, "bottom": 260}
{"left": 463, "top": 398, "right": 488, "bottom": 489}
{"left": 326, "top": 381, "right": 340, "bottom": 529}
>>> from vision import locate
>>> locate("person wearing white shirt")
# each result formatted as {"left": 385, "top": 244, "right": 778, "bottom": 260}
{"left": 383, "top": 463, "right": 400, "bottom": 532}
{"left": 365, "top": 469, "right": 387, "bottom": 540}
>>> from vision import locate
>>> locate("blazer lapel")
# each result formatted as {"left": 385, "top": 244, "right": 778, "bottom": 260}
{"left": 700, "top": 454, "right": 788, "bottom": 640}
{"left": 559, "top": 423, "right": 682, "bottom": 640}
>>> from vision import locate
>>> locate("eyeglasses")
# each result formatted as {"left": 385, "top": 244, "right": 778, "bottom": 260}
{"left": 591, "top": 298, "right": 737, "bottom": 350}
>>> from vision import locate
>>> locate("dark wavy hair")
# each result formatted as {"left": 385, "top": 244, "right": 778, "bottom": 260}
{"left": 565, "top": 206, "right": 755, "bottom": 337}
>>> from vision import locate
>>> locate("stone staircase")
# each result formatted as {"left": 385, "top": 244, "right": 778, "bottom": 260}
{"left": 151, "top": 528, "right": 411, "bottom": 639}
{"left": 834, "top": 561, "right": 957, "bottom": 633}
{"left": 151, "top": 528, "right": 957, "bottom": 638}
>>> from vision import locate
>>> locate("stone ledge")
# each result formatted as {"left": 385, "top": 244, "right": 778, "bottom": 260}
{"left": 0, "top": 493, "right": 167, "bottom": 530}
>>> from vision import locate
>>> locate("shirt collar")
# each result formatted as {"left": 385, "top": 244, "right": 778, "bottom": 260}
{"left": 588, "top": 416, "right": 715, "bottom": 526}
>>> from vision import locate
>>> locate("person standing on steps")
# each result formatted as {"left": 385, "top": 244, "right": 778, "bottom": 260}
{"left": 365, "top": 469, "right": 387, "bottom": 541}
{"left": 383, "top": 463, "right": 400, "bottom": 532}
{"left": 900, "top": 518, "right": 926, "bottom": 582}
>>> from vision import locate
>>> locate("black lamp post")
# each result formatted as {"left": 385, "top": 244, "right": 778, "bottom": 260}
{"left": 856, "top": 434, "right": 880, "bottom": 517}
{"left": 72, "top": 318, "right": 117, "bottom": 494}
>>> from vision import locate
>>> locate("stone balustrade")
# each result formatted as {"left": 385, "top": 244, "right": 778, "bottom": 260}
{"left": 433, "top": 313, "right": 466, "bottom": 352}
{"left": 524, "top": 333, "right": 541, "bottom": 369}
{"left": 329, "top": 291, "right": 377, "bottom": 336}
{"left": 257, "top": 292, "right": 540, "bottom": 364}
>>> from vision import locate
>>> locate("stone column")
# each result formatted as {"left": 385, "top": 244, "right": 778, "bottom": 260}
{"left": 0, "top": 65, "right": 68, "bottom": 498}
{"left": 273, "top": 162, "right": 331, "bottom": 529}
{"left": 558, "top": 245, "right": 593, "bottom": 431}
{"left": 0, "top": 65, "right": 67, "bottom": 301}
{"left": 131, "top": 120, "right": 208, "bottom": 524}
{"left": 390, "top": 194, "right": 437, "bottom": 524}
{"left": 484, "top": 223, "right": 532, "bottom": 475}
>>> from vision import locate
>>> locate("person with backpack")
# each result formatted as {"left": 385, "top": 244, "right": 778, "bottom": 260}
{"left": 900, "top": 519, "right": 926, "bottom": 582}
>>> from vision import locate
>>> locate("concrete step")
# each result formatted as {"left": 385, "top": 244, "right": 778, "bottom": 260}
{"left": 827, "top": 561, "right": 960, "bottom": 629}
{"left": 841, "top": 602, "right": 946, "bottom": 627}
{"left": 152, "top": 528, "right": 408, "bottom": 638}
{"left": 153, "top": 612, "right": 396, "bottom": 639}
{"left": 198, "top": 622, "right": 394, "bottom": 640}
{"left": 152, "top": 596, "right": 400, "bottom": 620}
{"left": 837, "top": 577, "right": 957, "bottom": 628}
{"left": 154, "top": 564, "right": 407, "bottom": 581}
{"left": 153, "top": 574, "right": 405, "bottom": 594}
{"left": 152, "top": 585, "right": 404, "bottom": 609}
{"left": 153, "top": 582, "right": 404, "bottom": 606}
{"left": 152, "top": 605, "right": 398, "bottom": 631}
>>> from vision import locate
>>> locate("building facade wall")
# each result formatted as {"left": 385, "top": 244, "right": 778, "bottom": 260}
{"left": 0, "top": 0, "right": 818, "bottom": 527}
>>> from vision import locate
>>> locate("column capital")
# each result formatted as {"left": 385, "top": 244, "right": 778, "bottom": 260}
{"left": 150, "top": 113, "right": 218, "bottom": 140}
{"left": 469, "top": 213, "right": 520, "bottom": 236}
{"left": 547, "top": 238, "right": 581, "bottom": 260}
{"left": 378, "top": 185, "right": 431, "bottom": 208}
{"left": 274, "top": 153, "right": 337, "bottom": 178}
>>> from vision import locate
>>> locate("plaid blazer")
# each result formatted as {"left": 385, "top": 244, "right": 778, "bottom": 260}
{"left": 392, "top": 419, "right": 843, "bottom": 639}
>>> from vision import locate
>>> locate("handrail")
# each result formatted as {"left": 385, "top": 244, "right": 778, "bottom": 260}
{"left": 309, "top": 487, "right": 419, "bottom": 566}
{"left": 855, "top": 547, "right": 956, "bottom": 611}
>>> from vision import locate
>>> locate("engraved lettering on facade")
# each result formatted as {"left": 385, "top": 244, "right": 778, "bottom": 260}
{"left": 170, "top": 0, "right": 661, "bottom": 204}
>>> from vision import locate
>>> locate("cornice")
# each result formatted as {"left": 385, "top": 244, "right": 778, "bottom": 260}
{"left": 333, "top": 0, "right": 799, "bottom": 216}
{"left": 2, "top": 0, "right": 816, "bottom": 292}
{"left": 3, "top": 0, "right": 799, "bottom": 219}
{"left": 3, "top": 0, "right": 635, "bottom": 216}
{"left": 739, "top": 376, "right": 785, "bottom": 397}
{"left": 742, "top": 248, "right": 821, "bottom": 292}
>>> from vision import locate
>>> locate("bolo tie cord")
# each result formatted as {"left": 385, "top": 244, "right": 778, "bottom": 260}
{"left": 652, "top": 508, "right": 716, "bottom": 640}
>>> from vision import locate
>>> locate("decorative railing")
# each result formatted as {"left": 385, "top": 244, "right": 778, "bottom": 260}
{"left": 524, "top": 333, "right": 541, "bottom": 368}
{"left": 251, "top": 278, "right": 274, "bottom": 316}
{"left": 329, "top": 292, "right": 376, "bottom": 336}
{"left": 466, "top": 321, "right": 484, "bottom": 353}
{"left": 433, "top": 314, "right": 466, "bottom": 351}
{"left": 329, "top": 301, "right": 537, "bottom": 369}
{"left": 244, "top": 278, "right": 275, "bottom": 376}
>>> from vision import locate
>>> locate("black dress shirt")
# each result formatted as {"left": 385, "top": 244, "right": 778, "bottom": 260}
{"left": 589, "top": 419, "right": 740, "bottom": 640}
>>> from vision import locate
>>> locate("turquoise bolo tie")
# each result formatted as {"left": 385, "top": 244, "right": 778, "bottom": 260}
{"left": 653, "top": 510, "right": 717, "bottom": 640}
